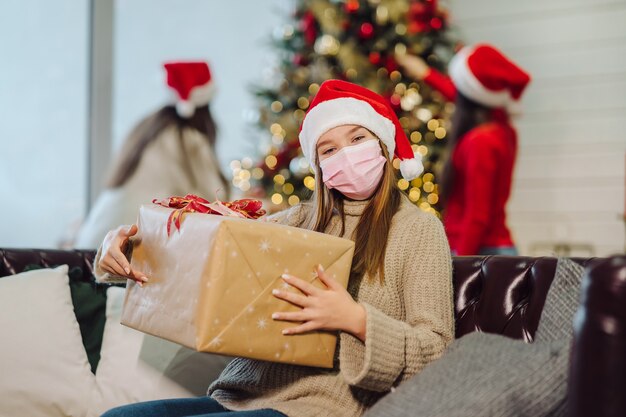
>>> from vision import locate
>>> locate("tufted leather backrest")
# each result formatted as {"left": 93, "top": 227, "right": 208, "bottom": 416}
{"left": 0, "top": 248, "right": 597, "bottom": 342}
{"left": 452, "top": 256, "right": 597, "bottom": 342}
{"left": 0, "top": 248, "right": 97, "bottom": 283}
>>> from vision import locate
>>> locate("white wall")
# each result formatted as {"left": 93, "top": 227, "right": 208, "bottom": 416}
{"left": 449, "top": 0, "right": 626, "bottom": 256}
{"left": 2, "top": 0, "right": 624, "bottom": 254}
{"left": 0, "top": 0, "right": 287, "bottom": 248}
{"left": 0, "top": 0, "right": 89, "bottom": 248}
{"left": 112, "top": 0, "right": 288, "bottom": 170}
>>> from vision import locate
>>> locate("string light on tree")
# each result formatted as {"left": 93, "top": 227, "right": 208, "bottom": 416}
{"left": 236, "top": 0, "right": 459, "bottom": 214}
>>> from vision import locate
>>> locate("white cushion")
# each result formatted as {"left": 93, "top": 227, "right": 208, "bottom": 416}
{"left": 90, "top": 287, "right": 230, "bottom": 415}
{"left": 0, "top": 265, "right": 96, "bottom": 417}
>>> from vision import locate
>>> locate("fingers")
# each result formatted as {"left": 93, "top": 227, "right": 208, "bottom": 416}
{"left": 99, "top": 256, "right": 148, "bottom": 284}
{"left": 314, "top": 264, "right": 339, "bottom": 290}
{"left": 99, "top": 224, "right": 149, "bottom": 284}
{"left": 272, "top": 288, "right": 309, "bottom": 308}
{"left": 281, "top": 274, "right": 320, "bottom": 296}
{"left": 271, "top": 310, "right": 308, "bottom": 323}
{"left": 100, "top": 256, "right": 128, "bottom": 277}
{"left": 110, "top": 247, "right": 132, "bottom": 276}
{"left": 128, "top": 268, "right": 149, "bottom": 285}
{"left": 281, "top": 321, "right": 319, "bottom": 335}
{"left": 123, "top": 224, "right": 138, "bottom": 237}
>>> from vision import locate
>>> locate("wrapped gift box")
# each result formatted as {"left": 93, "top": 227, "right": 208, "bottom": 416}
{"left": 121, "top": 204, "right": 355, "bottom": 368}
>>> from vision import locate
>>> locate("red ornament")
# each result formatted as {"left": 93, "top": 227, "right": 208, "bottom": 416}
{"left": 359, "top": 22, "right": 374, "bottom": 40}
{"left": 408, "top": 0, "right": 444, "bottom": 33}
{"left": 345, "top": 0, "right": 360, "bottom": 14}
{"left": 408, "top": 21, "right": 429, "bottom": 34}
{"left": 409, "top": 2, "right": 429, "bottom": 21}
{"left": 293, "top": 53, "right": 308, "bottom": 66}
{"left": 300, "top": 11, "right": 317, "bottom": 46}
{"left": 369, "top": 51, "right": 382, "bottom": 65}
{"left": 430, "top": 17, "right": 443, "bottom": 30}
{"left": 384, "top": 56, "right": 399, "bottom": 73}
{"left": 386, "top": 93, "right": 401, "bottom": 111}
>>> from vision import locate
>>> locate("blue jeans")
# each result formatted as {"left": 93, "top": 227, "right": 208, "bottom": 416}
{"left": 478, "top": 246, "right": 518, "bottom": 256}
{"left": 101, "top": 397, "right": 286, "bottom": 417}
{"left": 451, "top": 246, "right": 519, "bottom": 256}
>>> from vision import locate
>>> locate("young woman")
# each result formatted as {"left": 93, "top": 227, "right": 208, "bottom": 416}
{"left": 74, "top": 61, "right": 229, "bottom": 249}
{"left": 95, "top": 80, "right": 454, "bottom": 417}
{"left": 397, "top": 44, "right": 531, "bottom": 255}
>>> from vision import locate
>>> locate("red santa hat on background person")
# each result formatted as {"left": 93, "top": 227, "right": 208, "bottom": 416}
{"left": 164, "top": 61, "right": 215, "bottom": 118}
{"left": 449, "top": 44, "right": 531, "bottom": 114}
{"left": 299, "top": 79, "right": 424, "bottom": 180}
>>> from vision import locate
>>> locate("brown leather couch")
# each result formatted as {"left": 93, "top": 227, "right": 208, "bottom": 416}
{"left": 1, "top": 249, "right": 624, "bottom": 417}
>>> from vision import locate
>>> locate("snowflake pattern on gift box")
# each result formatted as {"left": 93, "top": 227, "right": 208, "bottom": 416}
{"left": 257, "top": 318, "right": 268, "bottom": 329}
{"left": 259, "top": 239, "right": 271, "bottom": 253}
{"left": 209, "top": 336, "right": 223, "bottom": 347}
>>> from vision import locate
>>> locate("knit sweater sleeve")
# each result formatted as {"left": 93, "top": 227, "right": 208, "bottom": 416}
{"left": 263, "top": 203, "right": 310, "bottom": 228}
{"left": 423, "top": 68, "right": 457, "bottom": 102}
{"left": 92, "top": 242, "right": 131, "bottom": 284}
{"left": 339, "top": 213, "right": 454, "bottom": 392}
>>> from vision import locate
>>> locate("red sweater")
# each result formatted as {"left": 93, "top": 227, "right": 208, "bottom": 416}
{"left": 424, "top": 69, "right": 517, "bottom": 255}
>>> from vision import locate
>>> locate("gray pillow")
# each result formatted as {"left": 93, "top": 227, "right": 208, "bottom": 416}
{"left": 534, "top": 257, "right": 586, "bottom": 343}
{"left": 364, "top": 332, "right": 569, "bottom": 417}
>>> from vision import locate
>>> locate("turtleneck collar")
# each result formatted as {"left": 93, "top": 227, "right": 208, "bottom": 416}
{"left": 342, "top": 198, "right": 371, "bottom": 216}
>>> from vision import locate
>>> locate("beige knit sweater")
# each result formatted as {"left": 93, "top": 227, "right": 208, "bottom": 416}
{"left": 93, "top": 196, "right": 453, "bottom": 417}
{"left": 208, "top": 196, "right": 454, "bottom": 417}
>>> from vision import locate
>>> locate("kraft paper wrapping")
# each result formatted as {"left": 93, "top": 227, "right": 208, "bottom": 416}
{"left": 121, "top": 205, "right": 355, "bottom": 368}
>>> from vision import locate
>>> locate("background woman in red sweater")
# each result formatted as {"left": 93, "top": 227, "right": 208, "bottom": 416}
{"left": 398, "top": 44, "right": 531, "bottom": 256}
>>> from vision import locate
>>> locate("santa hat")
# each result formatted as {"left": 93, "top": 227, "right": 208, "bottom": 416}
{"left": 449, "top": 44, "right": 531, "bottom": 113}
{"left": 164, "top": 61, "right": 215, "bottom": 118}
{"left": 299, "top": 79, "right": 423, "bottom": 180}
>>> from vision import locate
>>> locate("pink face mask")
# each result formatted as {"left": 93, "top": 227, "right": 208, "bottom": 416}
{"left": 319, "top": 140, "right": 387, "bottom": 200}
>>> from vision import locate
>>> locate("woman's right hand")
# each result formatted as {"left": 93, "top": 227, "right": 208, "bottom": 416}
{"left": 395, "top": 52, "right": 430, "bottom": 80}
{"left": 98, "top": 224, "right": 149, "bottom": 285}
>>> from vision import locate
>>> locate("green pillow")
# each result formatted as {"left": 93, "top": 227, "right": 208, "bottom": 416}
{"left": 23, "top": 264, "right": 107, "bottom": 373}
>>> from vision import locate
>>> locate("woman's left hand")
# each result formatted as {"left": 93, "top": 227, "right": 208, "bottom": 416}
{"left": 271, "top": 264, "right": 367, "bottom": 342}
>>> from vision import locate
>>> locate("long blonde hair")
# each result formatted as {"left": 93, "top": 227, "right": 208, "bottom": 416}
{"left": 301, "top": 140, "right": 401, "bottom": 282}
{"left": 106, "top": 105, "right": 229, "bottom": 196}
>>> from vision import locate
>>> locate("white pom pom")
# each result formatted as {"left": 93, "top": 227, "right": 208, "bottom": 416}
{"left": 399, "top": 155, "right": 424, "bottom": 180}
{"left": 506, "top": 99, "right": 523, "bottom": 116}
{"left": 176, "top": 100, "right": 196, "bottom": 118}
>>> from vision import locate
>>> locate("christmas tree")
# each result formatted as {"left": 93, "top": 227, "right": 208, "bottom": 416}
{"left": 231, "top": 0, "right": 460, "bottom": 216}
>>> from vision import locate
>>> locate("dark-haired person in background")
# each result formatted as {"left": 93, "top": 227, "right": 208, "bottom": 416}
{"left": 75, "top": 61, "right": 229, "bottom": 248}
{"left": 397, "top": 44, "right": 531, "bottom": 255}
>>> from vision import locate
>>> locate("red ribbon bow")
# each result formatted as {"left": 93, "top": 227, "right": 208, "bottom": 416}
{"left": 152, "top": 194, "right": 266, "bottom": 235}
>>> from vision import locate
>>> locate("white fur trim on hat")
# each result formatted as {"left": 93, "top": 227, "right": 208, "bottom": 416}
{"left": 176, "top": 101, "right": 196, "bottom": 118}
{"left": 299, "top": 97, "right": 396, "bottom": 167}
{"left": 188, "top": 81, "right": 215, "bottom": 107}
{"left": 171, "top": 81, "right": 216, "bottom": 118}
{"left": 399, "top": 153, "right": 424, "bottom": 180}
{"left": 449, "top": 47, "right": 516, "bottom": 109}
